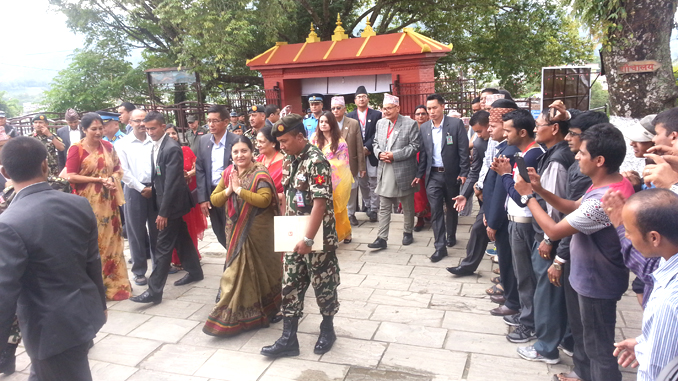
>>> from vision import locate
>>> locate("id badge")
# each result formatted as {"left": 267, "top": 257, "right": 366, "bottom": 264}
{"left": 295, "top": 190, "right": 305, "bottom": 208}
{"left": 446, "top": 134, "right": 453, "bottom": 145}
{"left": 156, "top": 165, "right": 161, "bottom": 176}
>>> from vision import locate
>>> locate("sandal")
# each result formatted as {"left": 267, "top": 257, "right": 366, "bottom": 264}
{"left": 343, "top": 237, "right": 352, "bottom": 244}
{"left": 491, "top": 276, "right": 501, "bottom": 284}
{"left": 553, "top": 371, "right": 583, "bottom": 381}
{"left": 492, "top": 268, "right": 501, "bottom": 275}
{"left": 486, "top": 284, "right": 504, "bottom": 296}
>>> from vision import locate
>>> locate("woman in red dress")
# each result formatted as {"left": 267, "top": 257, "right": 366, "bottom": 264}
{"left": 255, "top": 126, "right": 284, "bottom": 209}
{"left": 413, "top": 105, "right": 431, "bottom": 231}
{"left": 166, "top": 125, "right": 208, "bottom": 271}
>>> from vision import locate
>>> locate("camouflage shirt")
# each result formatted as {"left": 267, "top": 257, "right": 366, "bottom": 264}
{"left": 282, "top": 142, "right": 337, "bottom": 252}
{"left": 243, "top": 127, "right": 260, "bottom": 158}
{"left": 34, "top": 133, "right": 62, "bottom": 177}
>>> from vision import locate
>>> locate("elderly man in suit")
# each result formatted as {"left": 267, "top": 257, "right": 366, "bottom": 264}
{"left": 331, "top": 96, "right": 366, "bottom": 227}
{"left": 56, "top": 108, "right": 83, "bottom": 170}
{"left": 415, "top": 94, "right": 470, "bottom": 262}
{"left": 367, "top": 94, "right": 421, "bottom": 249}
{"left": 131, "top": 112, "right": 204, "bottom": 304}
{"left": 347, "top": 86, "right": 382, "bottom": 222}
{"left": 0, "top": 137, "right": 107, "bottom": 380}
{"left": 195, "top": 104, "right": 239, "bottom": 248}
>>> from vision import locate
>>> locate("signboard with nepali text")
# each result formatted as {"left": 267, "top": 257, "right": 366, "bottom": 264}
{"left": 618, "top": 60, "right": 661, "bottom": 74}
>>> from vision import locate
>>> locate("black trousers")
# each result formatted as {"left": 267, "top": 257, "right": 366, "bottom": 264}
{"left": 426, "top": 171, "right": 459, "bottom": 250}
{"left": 458, "top": 205, "right": 489, "bottom": 272}
{"left": 579, "top": 293, "right": 621, "bottom": 381}
{"left": 209, "top": 186, "right": 227, "bottom": 248}
{"left": 563, "top": 262, "right": 591, "bottom": 380}
{"left": 496, "top": 221, "right": 520, "bottom": 311}
{"left": 29, "top": 341, "right": 92, "bottom": 381}
{"left": 148, "top": 216, "right": 203, "bottom": 296}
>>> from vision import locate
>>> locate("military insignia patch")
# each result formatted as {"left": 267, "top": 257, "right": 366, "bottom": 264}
{"left": 252, "top": 105, "right": 258, "bottom": 111}
{"left": 277, "top": 125, "right": 284, "bottom": 132}
{"left": 314, "top": 175, "right": 325, "bottom": 185}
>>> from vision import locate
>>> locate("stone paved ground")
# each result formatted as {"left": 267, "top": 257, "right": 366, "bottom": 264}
{"left": 4, "top": 210, "right": 641, "bottom": 381}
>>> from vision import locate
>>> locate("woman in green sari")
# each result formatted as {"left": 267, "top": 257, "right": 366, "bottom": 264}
{"left": 203, "top": 136, "right": 282, "bottom": 336}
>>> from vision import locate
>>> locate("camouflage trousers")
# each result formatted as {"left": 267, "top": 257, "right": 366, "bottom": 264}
{"left": 282, "top": 250, "right": 340, "bottom": 318}
{"left": 8, "top": 316, "right": 21, "bottom": 345}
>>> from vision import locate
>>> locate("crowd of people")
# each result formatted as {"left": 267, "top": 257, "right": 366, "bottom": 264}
{"left": 1, "top": 83, "right": 678, "bottom": 381}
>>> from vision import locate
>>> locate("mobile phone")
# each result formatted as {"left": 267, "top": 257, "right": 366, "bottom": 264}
{"left": 514, "top": 152, "right": 530, "bottom": 183}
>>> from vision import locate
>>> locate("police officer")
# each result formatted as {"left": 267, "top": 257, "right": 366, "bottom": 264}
{"left": 32, "top": 114, "right": 64, "bottom": 178}
{"left": 227, "top": 111, "right": 243, "bottom": 132}
{"left": 261, "top": 114, "right": 340, "bottom": 358}
{"left": 244, "top": 105, "right": 266, "bottom": 157}
{"left": 186, "top": 115, "right": 208, "bottom": 153}
{"left": 304, "top": 94, "right": 324, "bottom": 138}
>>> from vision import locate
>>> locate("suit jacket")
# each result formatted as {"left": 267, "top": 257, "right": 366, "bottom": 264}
{"left": 347, "top": 108, "right": 382, "bottom": 167}
{"left": 483, "top": 141, "right": 519, "bottom": 230}
{"left": 461, "top": 136, "right": 489, "bottom": 199}
{"left": 417, "top": 116, "right": 470, "bottom": 188}
{"left": 152, "top": 136, "right": 195, "bottom": 219}
{"left": 56, "top": 125, "right": 84, "bottom": 170}
{"left": 373, "top": 114, "right": 421, "bottom": 192}
{"left": 194, "top": 131, "right": 239, "bottom": 204}
{"left": 0, "top": 182, "right": 106, "bottom": 360}
{"left": 340, "top": 116, "right": 366, "bottom": 177}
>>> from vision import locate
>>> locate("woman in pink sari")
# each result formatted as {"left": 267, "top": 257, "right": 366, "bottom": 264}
{"left": 256, "top": 126, "right": 284, "bottom": 208}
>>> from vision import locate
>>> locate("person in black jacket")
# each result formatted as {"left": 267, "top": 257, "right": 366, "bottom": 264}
{"left": 130, "top": 112, "right": 204, "bottom": 305}
{"left": 347, "top": 86, "right": 382, "bottom": 222}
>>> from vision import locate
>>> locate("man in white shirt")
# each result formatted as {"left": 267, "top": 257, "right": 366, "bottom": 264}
{"left": 117, "top": 109, "right": 157, "bottom": 286}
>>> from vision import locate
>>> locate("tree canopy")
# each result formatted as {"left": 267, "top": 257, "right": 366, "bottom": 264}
{"left": 0, "top": 92, "right": 22, "bottom": 118}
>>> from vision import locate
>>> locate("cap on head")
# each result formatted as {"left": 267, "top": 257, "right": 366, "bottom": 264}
{"left": 308, "top": 93, "right": 324, "bottom": 103}
{"left": 623, "top": 115, "right": 657, "bottom": 143}
{"left": 272, "top": 113, "right": 305, "bottom": 138}
{"left": 355, "top": 86, "right": 368, "bottom": 96}
{"left": 65, "top": 109, "right": 79, "bottom": 122}
{"left": 331, "top": 96, "right": 345, "bottom": 107}
{"left": 249, "top": 105, "right": 266, "bottom": 114}
{"left": 187, "top": 115, "right": 197, "bottom": 123}
{"left": 230, "top": 111, "right": 238, "bottom": 117}
{"left": 383, "top": 94, "right": 399, "bottom": 106}
{"left": 32, "top": 114, "right": 47, "bottom": 122}
{"left": 96, "top": 111, "right": 121, "bottom": 122}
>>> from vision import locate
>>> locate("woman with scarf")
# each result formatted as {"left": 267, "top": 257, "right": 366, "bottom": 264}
{"left": 203, "top": 136, "right": 282, "bottom": 336}
{"left": 65, "top": 112, "right": 131, "bottom": 301}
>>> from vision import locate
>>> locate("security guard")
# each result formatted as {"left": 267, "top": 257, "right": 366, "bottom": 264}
{"left": 227, "top": 111, "right": 244, "bottom": 132}
{"left": 244, "top": 104, "right": 266, "bottom": 157}
{"left": 261, "top": 114, "right": 340, "bottom": 358}
{"left": 32, "top": 114, "right": 64, "bottom": 178}
{"left": 303, "top": 93, "right": 324, "bottom": 138}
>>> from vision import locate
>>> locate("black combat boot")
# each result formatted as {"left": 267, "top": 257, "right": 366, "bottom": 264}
{"left": 313, "top": 315, "right": 336, "bottom": 354}
{"left": 0, "top": 343, "right": 18, "bottom": 375}
{"left": 260, "top": 317, "right": 299, "bottom": 358}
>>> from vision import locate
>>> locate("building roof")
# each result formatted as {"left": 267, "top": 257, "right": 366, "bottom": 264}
{"left": 246, "top": 24, "right": 452, "bottom": 69}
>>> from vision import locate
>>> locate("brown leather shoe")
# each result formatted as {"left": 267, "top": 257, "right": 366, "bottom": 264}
{"left": 490, "top": 295, "right": 506, "bottom": 305}
{"left": 490, "top": 305, "right": 519, "bottom": 316}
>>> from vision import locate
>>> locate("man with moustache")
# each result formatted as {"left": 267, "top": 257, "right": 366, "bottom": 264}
{"left": 244, "top": 105, "right": 267, "bottom": 157}
{"left": 304, "top": 94, "right": 324, "bottom": 138}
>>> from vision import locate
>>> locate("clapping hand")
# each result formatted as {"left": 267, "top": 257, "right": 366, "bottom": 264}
{"left": 491, "top": 156, "right": 512, "bottom": 176}
{"left": 643, "top": 154, "right": 678, "bottom": 189}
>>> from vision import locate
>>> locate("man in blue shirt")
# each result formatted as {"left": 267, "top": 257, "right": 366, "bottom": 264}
{"left": 99, "top": 111, "right": 126, "bottom": 146}
{"left": 304, "top": 93, "right": 324, "bottom": 138}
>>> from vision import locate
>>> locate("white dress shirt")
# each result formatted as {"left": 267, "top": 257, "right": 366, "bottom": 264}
{"left": 69, "top": 128, "right": 81, "bottom": 146}
{"left": 430, "top": 118, "right": 444, "bottom": 167}
{"left": 210, "top": 134, "right": 226, "bottom": 186}
{"left": 152, "top": 133, "right": 166, "bottom": 169}
{"left": 118, "top": 133, "right": 154, "bottom": 192}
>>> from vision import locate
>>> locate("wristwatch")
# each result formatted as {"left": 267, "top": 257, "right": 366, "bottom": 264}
{"left": 552, "top": 262, "right": 562, "bottom": 271}
{"left": 543, "top": 237, "right": 553, "bottom": 245}
{"left": 520, "top": 193, "right": 535, "bottom": 205}
{"left": 303, "top": 236, "right": 314, "bottom": 247}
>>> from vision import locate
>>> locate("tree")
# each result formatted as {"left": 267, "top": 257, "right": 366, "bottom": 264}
{"left": 42, "top": 49, "right": 147, "bottom": 112}
{"left": 590, "top": 81, "right": 609, "bottom": 111}
{"left": 0, "top": 92, "right": 22, "bottom": 118}
{"left": 571, "top": 0, "right": 678, "bottom": 117}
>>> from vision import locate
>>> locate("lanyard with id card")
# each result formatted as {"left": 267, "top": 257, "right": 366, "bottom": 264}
{"left": 446, "top": 133, "right": 453, "bottom": 145}
{"left": 156, "top": 165, "right": 161, "bottom": 176}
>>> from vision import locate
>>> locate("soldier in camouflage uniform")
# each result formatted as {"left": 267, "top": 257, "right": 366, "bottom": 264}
{"left": 32, "top": 114, "right": 65, "bottom": 178}
{"left": 243, "top": 104, "right": 267, "bottom": 158}
{"left": 261, "top": 113, "right": 340, "bottom": 358}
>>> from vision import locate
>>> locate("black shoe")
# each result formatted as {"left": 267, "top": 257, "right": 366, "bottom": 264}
{"left": 174, "top": 273, "right": 204, "bottom": 286}
{"left": 367, "top": 210, "right": 378, "bottom": 222}
{"left": 413, "top": 218, "right": 425, "bottom": 232}
{"left": 314, "top": 315, "right": 337, "bottom": 354}
{"left": 446, "top": 266, "right": 474, "bottom": 276}
{"left": 446, "top": 238, "right": 457, "bottom": 247}
{"left": 367, "top": 238, "right": 387, "bottom": 249}
{"left": 349, "top": 215, "right": 359, "bottom": 226}
{"left": 402, "top": 233, "right": 413, "bottom": 246}
{"left": 133, "top": 275, "right": 147, "bottom": 286}
{"left": 0, "top": 343, "right": 17, "bottom": 375}
{"left": 130, "top": 290, "right": 162, "bottom": 305}
{"left": 507, "top": 324, "right": 537, "bottom": 343}
{"left": 261, "top": 317, "right": 300, "bottom": 358}
{"left": 430, "top": 249, "right": 448, "bottom": 263}
{"left": 270, "top": 313, "right": 283, "bottom": 324}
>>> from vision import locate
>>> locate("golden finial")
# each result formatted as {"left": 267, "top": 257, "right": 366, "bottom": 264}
{"left": 361, "top": 19, "right": 376, "bottom": 37}
{"left": 332, "top": 13, "right": 349, "bottom": 41}
{"left": 306, "top": 22, "right": 320, "bottom": 43}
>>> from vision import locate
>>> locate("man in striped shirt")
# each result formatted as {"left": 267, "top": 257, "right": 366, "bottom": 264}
{"left": 613, "top": 188, "right": 678, "bottom": 381}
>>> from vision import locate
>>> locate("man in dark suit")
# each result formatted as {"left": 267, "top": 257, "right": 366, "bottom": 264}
{"left": 0, "top": 137, "right": 107, "bottom": 380}
{"left": 195, "top": 105, "right": 239, "bottom": 248}
{"left": 130, "top": 112, "right": 204, "bottom": 304}
{"left": 416, "top": 94, "right": 470, "bottom": 262}
{"left": 56, "top": 108, "right": 83, "bottom": 170}
{"left": 347, "top": 86, "right": 382, "bottom": 222}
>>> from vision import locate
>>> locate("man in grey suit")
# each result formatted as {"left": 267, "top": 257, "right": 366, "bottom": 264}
{"left": 367, "top": 94, "right": 421, "bottom": 249}
{"left": 0, "top": 137, "right": 107, "bottom": 381}
{"left": 416, "top": 94, "right": 470, "bottom": 262}
{"left": 55, "top": 108, "right": 83, "bottom": 170}
{"left": 195, "top": 105, "right": 240, "bottom": 248}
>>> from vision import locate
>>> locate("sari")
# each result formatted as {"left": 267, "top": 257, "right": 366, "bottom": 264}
{"left": 203, "top": 162, "right": 282, "bottom": 336}
{"left": 67, "top": 140, "right": 132, "bottom": 301}
{"left": 414, "top": 152, "right": 431, "bottom": 218}
{"left": 311, "top": 135, "right": 353, "bottom": 241}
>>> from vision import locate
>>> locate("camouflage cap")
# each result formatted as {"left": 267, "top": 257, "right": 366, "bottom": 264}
{"left": 272, "top": 113, "right": 305, "bottom": 138}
